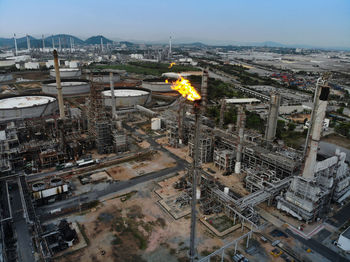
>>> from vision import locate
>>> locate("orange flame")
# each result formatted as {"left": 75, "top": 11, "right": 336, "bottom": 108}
{"left": 168, "top": 62, "right": 176, "bottom": 68}
{"left": 169, "top": 75, "right": 201, "bottom": 101}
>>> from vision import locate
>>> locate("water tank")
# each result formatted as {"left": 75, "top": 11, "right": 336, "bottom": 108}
{"left": 50, "top": 178, "right": 63, "bottom": 187}
{"left": 224, "top": 187, "right": 229, "bottom": 195}
{"left": 32, "top": 182, "right": 46, "bottom": 192}
{"left": 151, "top": 118, "right": 161, "bottom": 130}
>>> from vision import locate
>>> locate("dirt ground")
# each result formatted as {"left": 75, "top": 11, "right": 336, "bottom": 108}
{"left": 53, "top": 180, "right": 238, "bottom": 262}
{"left": 156, "top": 137, "right": 193, "bottom": 163}
{"left": 106, "top": 151, "right": 176, "bottom": 181}
{"left": 202, "top": 163, "right": 250, "bottom": 196}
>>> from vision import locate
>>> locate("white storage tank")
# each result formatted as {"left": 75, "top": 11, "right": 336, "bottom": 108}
{"left": 142, "top": 78, "right": 173, "bottom": 92}
{"left": 49, "top": 68, "right": 81, "bottom": 78}
{"left": 0, "top": 95, "right": 58, "bottom": 122}
{"left": 42, "top": 79, "right": 90, "bottom": 96}
{"left": 224, "top": 187, "right": 229, "bottom": 195}
{"left": 102, "top": 87, "right": 151, "bottom": 108}
{"left": 151, "top": 118, "right": 161, "bottom": 130}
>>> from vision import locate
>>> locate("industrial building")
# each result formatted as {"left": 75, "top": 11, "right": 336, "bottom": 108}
{"left": 0, "top": 41, "right": 349, "bottom": 262}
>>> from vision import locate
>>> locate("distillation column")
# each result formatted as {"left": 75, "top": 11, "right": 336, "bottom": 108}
{"left": 235, "top": 105, "right": 246, "bottom": 174}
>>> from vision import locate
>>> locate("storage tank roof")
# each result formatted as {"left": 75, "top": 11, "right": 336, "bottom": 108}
{"left": 102, "top": 89, "right": 149, "bottom": 97}
{"left": 0, "top": 96, "right": 56, "bottom": 109}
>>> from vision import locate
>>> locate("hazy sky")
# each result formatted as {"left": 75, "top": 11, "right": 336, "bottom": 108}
{"left": 1, "top": 0, "right": 349, "bottom": 47}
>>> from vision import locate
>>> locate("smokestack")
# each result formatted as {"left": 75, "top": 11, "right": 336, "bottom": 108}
{"left": 265, "top": 91, "right": 281, "bottom": 142}
{"left": 219, "top": 99, "right": 226, "bottom": 129}
{"left": 109, "top": 72, "right": 116, "bottom": 119}
{"left": 52, "top": 35, "right": 55, "bottom": 49}
{"left": 168, "top": 36, "right": 172, "bottom": 59}
{"left": 101, "top": 37, "right": 103, "bottom": 52}
{"left": 201, "top": 68, "right": 209, "bottom": 112}
{"left": 58, "top": 37, "right": 61, "bottom": 51}
{"left": 13, "top": 34, "right": 18, "bottom": 56}
{"left": 70, "top": 37, "right": 72, "bottom": 53}
{"left": 53, "top": 50, "right": 65, "bottom": 119}
{"left": 26, "top": 34, "right": 31, "bottom": 51}
{"left": 235, "top": 105, "right": 245, "bottom": 174}
{"left": 302, "top": 76, "right": 330, "bottom": 179}
{"left": 42, "top": 34, "right": 45, "bottom": 51}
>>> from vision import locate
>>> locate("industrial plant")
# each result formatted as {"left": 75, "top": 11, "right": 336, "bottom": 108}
{"left": 0, "top": 32, "right": 350, "bottom": 262}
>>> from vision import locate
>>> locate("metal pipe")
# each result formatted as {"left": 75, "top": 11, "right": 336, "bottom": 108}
{"left": 109, "top": 72, "right": 116, "bottom": 119}
{"left": 189, "top": 101, "right": 201, "bottom": 262}
{"left": 53, "top": 50, "right": 65, "bottom": 119}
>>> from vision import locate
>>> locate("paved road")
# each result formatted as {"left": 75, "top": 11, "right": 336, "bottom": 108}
{"left": 38, "top": 127, "right": 188, "bottom": 215}
{"left": 327, "top": 201, "right": 350, "bottom": 228}
{"left": 285, "top": 229, "right": 349, "bottom": 262}
{"left": 9, "top": 181, "right": 35, "bottom": 262}
{"left": 38, "top": 164, "right": 184, "bottom": 215}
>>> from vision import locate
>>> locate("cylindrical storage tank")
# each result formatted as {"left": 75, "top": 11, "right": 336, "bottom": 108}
{"left": 142, "top": 78, "right": 172, "bottom": 92}
{"left": 50, "top": 178, "right": 63, "bottom": 187}
{"left": 87, "top": 72, "right": 120, "bottom": 83}
{"left": 102, "top": 87, "right": 151, "bottom": 108}
{"left": 0, "top": 95, "right": 58, "bottom": 122}
{"left": 42, "top": 79, "right": 90, "bottom": 96}
{"left": 32, "top": 182, "right": 46, "bottom": 192}
{"left": 49, "top": 68, "right": 81, "bottom": 78}
{"left": 151, "top": 118, "right": 161, "bottom": 130}
{"left": 224, "top": 187, "right": 229, "bottom": 195}
{"left": 0, "top": 72, "right": 13, "bottom": 83}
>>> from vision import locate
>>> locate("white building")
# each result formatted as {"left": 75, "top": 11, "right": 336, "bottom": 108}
{"left": 338, "top": 227, "right": 350, "bottom": 252}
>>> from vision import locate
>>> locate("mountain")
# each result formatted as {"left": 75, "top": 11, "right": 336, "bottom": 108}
{"left": 0, "top": 34, "right": 108, "bottom": 49}
{"left": 85, "top": 35, "right": 113, "bottom": 45}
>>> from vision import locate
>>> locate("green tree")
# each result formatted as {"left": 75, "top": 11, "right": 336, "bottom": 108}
{"left": 336, "top": 107, "right": 344, "bottom": 115}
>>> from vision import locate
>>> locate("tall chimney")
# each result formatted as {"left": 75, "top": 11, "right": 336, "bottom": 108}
{"left": 201, "top": 67, "right": 209, "bottom": 112}
{"left": 265, "top": 91, "right": 281, "bottom": 142}
{"left": 168, "top": 36, "right": 172, "bottom": 59}
{"left": 100, "top": 37, "right": 103, "bottom": 52}
{"left": 109, "top": 72, "right": 116, "bottom": 119}
{"left": 219, "top": 99, "right": 226, "bottom": 129}
{"left": 13, "top": 34, "right": 18, "bottom": 56}
{"left": 70, "top": 37, "right": 72, "bottom": 53}
{"left": 58, "top": 37, "right": 61, "bottom": 51}
{"left": 53, "top": 50, "right": 65, "bottom": 119}
{"left": 52, "top": 35, "right": 55, "bottom": 49}
{"left": 302, "top": 76, "right": 330, "bottom": 179}
{"left": 26, "top": 34, "right": 31, "bottom": 51}
{"left": 42, "top": 34, "right": 45, "bottom": 51}
{"left": 234, "top": 105, "right": 245, "bottom": 174}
